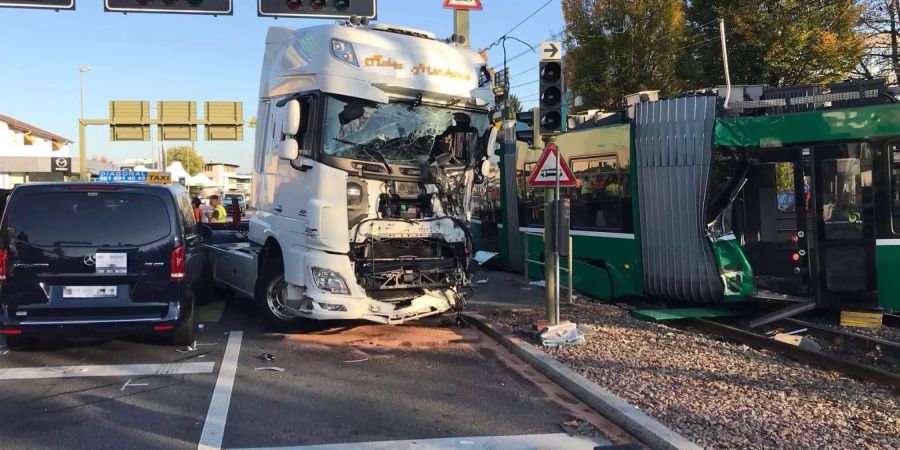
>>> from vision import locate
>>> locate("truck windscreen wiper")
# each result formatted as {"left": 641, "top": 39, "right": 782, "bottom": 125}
{"left": 332, "top": 137, "right": 393, "bottom": 174}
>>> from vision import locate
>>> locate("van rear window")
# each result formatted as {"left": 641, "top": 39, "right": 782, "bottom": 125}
{"left": 7, "top": 192, "right": 171, "bottom": 247}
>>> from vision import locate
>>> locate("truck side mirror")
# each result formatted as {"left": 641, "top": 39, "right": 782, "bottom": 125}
{"left": 282, "top": 99, "right": 301, "bottom": 136}
{"left": 279, "top": 138, "right": 299, "bottom": 160}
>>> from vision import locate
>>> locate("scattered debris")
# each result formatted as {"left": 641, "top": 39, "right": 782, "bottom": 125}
{"left": 175, "top": 342, "right": 198, "bottom": 353}
{"left": 259, "top": 352, "right": 276, "bottom": 361}
{"left": 343, "top": 357, "right": 369, "bottom": 363}
{"left": 254, "top": 366, "right": 285, "bottom": 372}
{"left": 773, "top": 333, "right": 822, "bottom": 352}
{"left": 472, "top": 251, "right": 498, "bottom": 265}
{"left": 197, "top": 324, "right": 206, "bottom": 331}
{"left": 476, "top": 278, "right": 489, "bottom": 284}
{"left": 538, "top": 322, "right": 585, "bottom": 347}
{"left": 120, "top": 379, "right": 149, "bottom": 391}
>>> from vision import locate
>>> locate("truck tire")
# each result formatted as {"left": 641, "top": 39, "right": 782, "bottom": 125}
{"left": 171, "top": 297, "right": 196, "bottom": 347}
{"left": 255, "top": 259, "right": 302, "bottom": 332}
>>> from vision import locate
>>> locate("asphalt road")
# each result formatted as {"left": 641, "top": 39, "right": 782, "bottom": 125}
{"left": 0, "top": 294, "right": 622, "bottom": 450}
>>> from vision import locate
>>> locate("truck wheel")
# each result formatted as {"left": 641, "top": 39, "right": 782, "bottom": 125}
{"left": 171, "top": 298, "right": 196, "bottom": 347}
{"left": 255, "top": 260, "right": 302, "bottom": 332}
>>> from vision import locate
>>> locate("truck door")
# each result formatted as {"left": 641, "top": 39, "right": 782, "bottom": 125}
{"left": 812, "top": 142, "right": 876, "bottom": 306}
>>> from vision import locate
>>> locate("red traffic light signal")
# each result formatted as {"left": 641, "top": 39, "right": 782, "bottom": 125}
{"left": 258, "top": 0, "right": 375, "bottom": 18}
{"left": 105, "top": 0, "right": 232, "bottom": 15}
{"left": 0, "top": 1, "right": 75, "bottom": 10}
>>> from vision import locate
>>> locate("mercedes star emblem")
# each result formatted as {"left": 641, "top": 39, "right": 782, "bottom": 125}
{"left": 83, "top": 255, "right": 96, "bottom": 266}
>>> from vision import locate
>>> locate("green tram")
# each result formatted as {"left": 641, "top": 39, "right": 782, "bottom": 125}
{"left": 472, "top": 91, "right": 900, "bottom": 313}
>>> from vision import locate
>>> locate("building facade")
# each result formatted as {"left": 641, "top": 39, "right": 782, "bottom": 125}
{"left": 0, "top": 114, "right": 73, "bottom": 188}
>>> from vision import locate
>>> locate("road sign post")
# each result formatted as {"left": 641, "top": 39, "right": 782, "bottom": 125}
{"left": 444, "top": 0, "right": 481, "bottom": 49}
{"left": 528, "top": 142, "right": 575, "bottom": 325}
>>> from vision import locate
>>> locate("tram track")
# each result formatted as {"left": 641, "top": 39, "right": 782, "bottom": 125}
{"left": 688, "top": 317, "right": 900, "bottom": 390}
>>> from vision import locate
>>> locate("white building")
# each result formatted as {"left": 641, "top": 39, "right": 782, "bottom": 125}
{"left": 0, "top": 114, "right": 74, "bottom": 188}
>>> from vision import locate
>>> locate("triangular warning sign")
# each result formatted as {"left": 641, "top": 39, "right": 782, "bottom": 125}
{"left": 528, "top": 143, "right": 577, "bottom": 187}
{"left": 443, "top": 0, "right": 483, "bottom": 10}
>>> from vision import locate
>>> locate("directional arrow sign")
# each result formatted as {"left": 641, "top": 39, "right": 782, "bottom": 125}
{"left": 540, "top": 41, "right": 561, "bottom": 61}
{"left": 528, "top": 143, "right": 576, "bottom": 187}
{"left": 443, "top": 0, "right": 482, "bottom": 10}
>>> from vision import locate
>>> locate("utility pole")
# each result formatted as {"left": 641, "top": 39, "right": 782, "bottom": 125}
{"left": 78, "top": 65, "right": 91, "bottom": 181}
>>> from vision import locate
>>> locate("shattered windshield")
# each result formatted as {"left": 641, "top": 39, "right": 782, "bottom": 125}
{"left": 323, "top": 95, "right": 489, "bottom": 165}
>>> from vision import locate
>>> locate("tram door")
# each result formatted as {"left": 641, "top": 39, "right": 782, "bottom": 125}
{"left": 742, "top": 149, "right": 812, "bottom": 297}
{"left": 812, "top": 143, "right": 876, "bottom": 306}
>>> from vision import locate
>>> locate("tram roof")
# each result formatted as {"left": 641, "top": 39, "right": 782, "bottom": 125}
{"left": 714, "top": 103, "right": 900, "bottom": 148}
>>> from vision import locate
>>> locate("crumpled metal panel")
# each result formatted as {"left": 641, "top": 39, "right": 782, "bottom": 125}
{"left": 634, "top": 96, "right": 723, "bottom": 303}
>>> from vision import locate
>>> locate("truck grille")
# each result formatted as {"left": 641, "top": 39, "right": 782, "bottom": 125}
{"left": 369, "top": 239, "right": 439, "bottom": 259}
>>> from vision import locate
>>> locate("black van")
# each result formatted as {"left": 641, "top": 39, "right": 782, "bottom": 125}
{"left": 0, "top": 183, "right": 203, "bottom": 348}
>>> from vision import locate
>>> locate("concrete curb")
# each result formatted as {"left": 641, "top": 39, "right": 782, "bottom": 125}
{"left": 465, "top": 313, "right": 702, "bottom": 450}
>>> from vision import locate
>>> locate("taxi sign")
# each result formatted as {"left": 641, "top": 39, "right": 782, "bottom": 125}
{"left": 97, "top": 171, "right": 171, "bottom": 184}
{"left": 528, "top": 143, "right": 576, "bottom": 187}
{"left": 146, "top": 172, "right": 171, "bottom": 185}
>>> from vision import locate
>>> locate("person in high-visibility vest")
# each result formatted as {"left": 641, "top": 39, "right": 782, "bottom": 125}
{"left": 207, "top": 195, "right": 227, "bottom": 223}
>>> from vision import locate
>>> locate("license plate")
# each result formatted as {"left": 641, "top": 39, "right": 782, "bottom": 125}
{"left": 95, "top": 253, "right": 127, "bottom": 275}
{"left": 63, "top": 286, "right": 118, "bottom": 298}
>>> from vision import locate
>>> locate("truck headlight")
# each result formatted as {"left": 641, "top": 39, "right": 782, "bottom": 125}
{"left": 347, "top": 182, "right": 364, "bottom": 206}
{"left": 310, "top": 267, "right": 351, "bottom": 295}
{"left": 331, "top": 39, "right": 359, "bottom": 67}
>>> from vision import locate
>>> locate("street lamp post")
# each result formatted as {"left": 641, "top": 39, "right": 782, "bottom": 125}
{"left": 78, "top": 66, "right": 91, "bottom": 180}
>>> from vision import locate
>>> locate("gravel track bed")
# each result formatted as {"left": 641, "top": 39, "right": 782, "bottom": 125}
{"left": 800, "top": 317, "right": 900, "bottom": 344}
{"left": 481, "top": 303, "right": 900, "bottom": 450}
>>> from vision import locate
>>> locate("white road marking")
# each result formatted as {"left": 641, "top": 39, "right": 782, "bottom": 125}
{"left": 120, "top": 378, "right": 150, "bottom": 390}
{"left": 0, "top": 362, "right": 215, "bottom": 380}
{"left": 198, "top": 330, "right": 243, "bottom": 450}
{"left": 230, "top": 433, "right": 607, "bottom": 450}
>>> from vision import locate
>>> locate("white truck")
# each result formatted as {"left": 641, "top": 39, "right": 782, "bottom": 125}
{"left": 200, "top": 22, "right": 496, "bottom": 330}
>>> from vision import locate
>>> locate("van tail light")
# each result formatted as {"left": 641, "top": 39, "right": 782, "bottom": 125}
{"left": 171, "top": 245, "right": 185, "bottom": 282}
{"left": 0, "top": 249, "right": 7, "bottom": 282}
{"left": 1, "top": 329, "right": 22, "bottom": 335}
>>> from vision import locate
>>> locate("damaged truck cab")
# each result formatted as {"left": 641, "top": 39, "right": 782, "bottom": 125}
{"left": 205, "top": 23, "right": 495, "bottom": 329}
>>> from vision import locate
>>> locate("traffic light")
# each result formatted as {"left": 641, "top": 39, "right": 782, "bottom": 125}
{"left": 515, "top": 108, "right": 543, "bottom": 149}
{"left": 104, "top": 0, "right": 232, "bottom": 15}
{"left": 538, "top": 60, "right": 563, "bottom": 135}
{"left": 0, "top": 1, "right": 75, "bottom": 10}
{"left": 258, "top": 0, "right": 376, "bottom": 19}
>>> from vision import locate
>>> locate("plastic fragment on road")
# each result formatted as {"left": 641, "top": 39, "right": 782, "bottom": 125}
{"left": 538, "top": 322, "right": 585, "bottom": 347}
{"left": 343, "top": 357, "right": 369, "bottom": 363}
{"left": 176, "top": 341, "right": 198, "bottom": 353}
{"left": 529, "top": 280, "right": 546, "bottom": 287}
{"left": 473, "top": 251, "right": 498, "bottom": 265}
{"left": 260, "top": 352, "right": 275, "bottom": 361}
{"left": 254, "top": 366, "right": 285, "bottom": 372}
{"left": 476, "top": 278, "right": 489, "bottom": 284}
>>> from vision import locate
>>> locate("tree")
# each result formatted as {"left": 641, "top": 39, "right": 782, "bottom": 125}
{"left": 683, "top": 0, "right": 865, "bottom": 87}
{"left": 506, "top": 94, "right": 523, "bottom": 119}
{"left": 562, "top": 0, "right": 689, "bottom": 110}
{"left": 856, "top": 0, "right": 900, "bottom": 82}
{"left": 166, "top": 146, "right": 205, "bottom": 176}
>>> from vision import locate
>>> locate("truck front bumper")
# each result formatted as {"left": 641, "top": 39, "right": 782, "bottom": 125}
{"left": 286, "top": 288, "right": 458, "bottom": 325}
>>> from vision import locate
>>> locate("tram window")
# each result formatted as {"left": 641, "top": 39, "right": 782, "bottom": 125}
{"left": 775, "top": 162, "right": 796, "bottom": 213}
{"left": 520, "top": 162, "right": 545, "bottom": 227}
{"left": 570, "top": 156, "right": 623, "bottom": 230}
{"left": 821, "top": 157, "right": 863, "bottom": 239}
{"left": 890, "top": 144, "right": 900, "bottom": 233}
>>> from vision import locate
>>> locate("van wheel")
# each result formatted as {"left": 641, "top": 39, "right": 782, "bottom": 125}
{"left": 171, "top": 298, "right": 196, "bottom": 347}
{"left": 255, "top": 260, "right": 302, "bottom": 332}
{"left": 3, "top": 335, "right": 37, "bottom": 351}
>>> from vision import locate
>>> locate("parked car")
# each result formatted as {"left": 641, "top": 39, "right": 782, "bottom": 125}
{"left": 0, "top": 183, "right": 203, "bottom": 349}
{"left": 223, "top": 193, "right": 247, "bottom": 217}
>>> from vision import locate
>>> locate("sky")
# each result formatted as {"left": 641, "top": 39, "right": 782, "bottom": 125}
{"left": 0, "top": 0, "right": 563, "bottom": 171}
